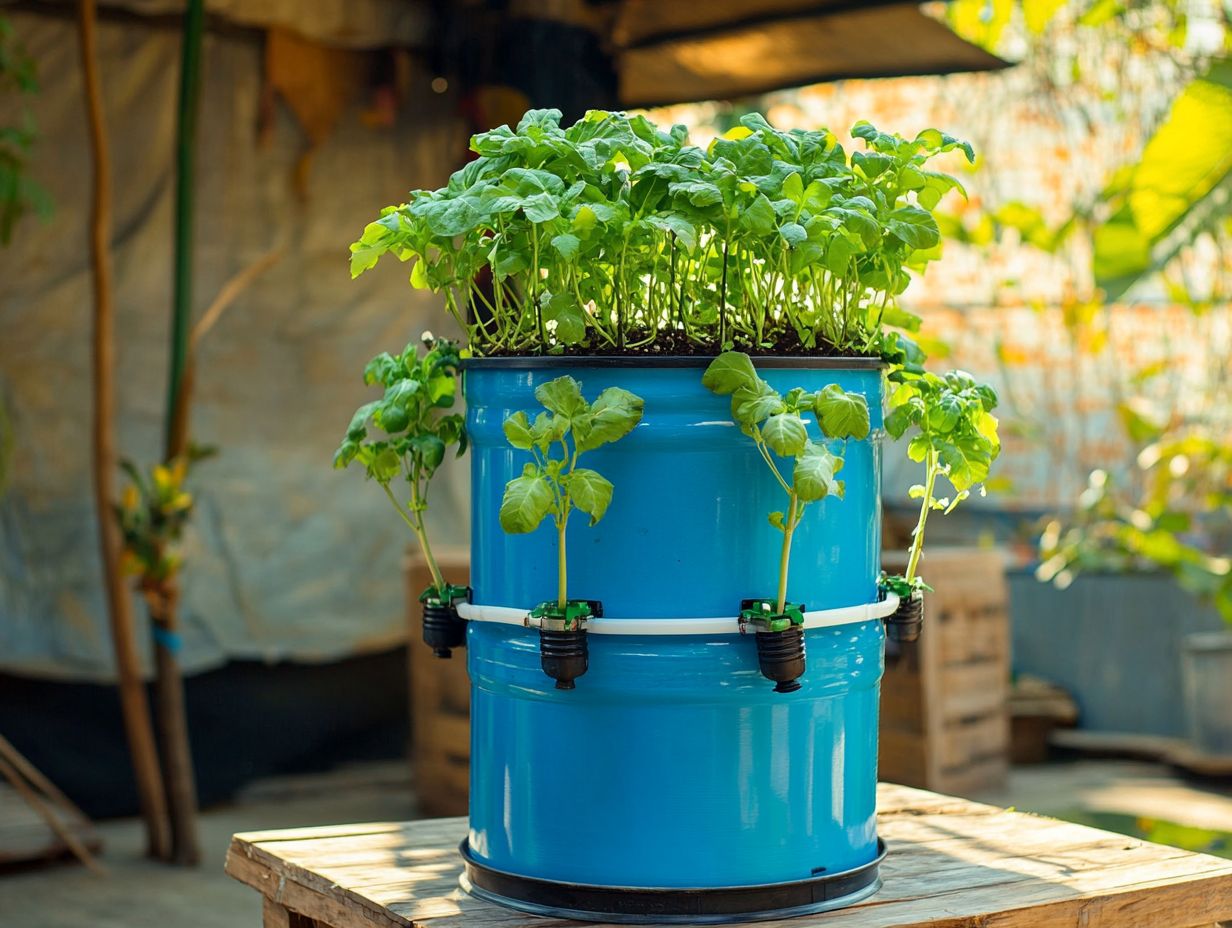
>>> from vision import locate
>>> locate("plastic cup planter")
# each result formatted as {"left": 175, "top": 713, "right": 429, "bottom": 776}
{"left": 456, "top": 356, "right": 895, "bottom": 923}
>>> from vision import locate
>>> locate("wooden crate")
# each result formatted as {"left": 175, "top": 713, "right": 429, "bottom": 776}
{"left": 880, "top": 547, "right": 1011, "bottom": 795}
{"left": 406, "top": 549, "right": 471, "bottom": 817}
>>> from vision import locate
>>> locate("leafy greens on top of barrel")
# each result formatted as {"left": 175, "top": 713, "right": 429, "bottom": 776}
{"left": 349, "top": 109, "right": 973, "bottom": 358}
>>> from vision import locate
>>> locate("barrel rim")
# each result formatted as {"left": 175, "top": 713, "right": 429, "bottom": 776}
{"left": 462, "top": 355, "right": 884, "bottom": 371}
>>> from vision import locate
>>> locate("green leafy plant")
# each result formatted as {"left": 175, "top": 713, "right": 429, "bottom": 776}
{"left": 334, "top": 334, "right": 467, "bottom": 602}
{"left": 115, "top": 452, "right": 211, "bottom": 594}
{"left": 499, "top": 376, "right": 644, "bottom": 610}
{"left": 884, "top": 370, "right": 1001, "bottom": 594}
{"left": 0, "top": 14, "right": 51, "bottom": 244}
{"left": 349, "top": 109, "right": 972, "bottom": 358}
{"left": 1037, "top": 429, "right": 1232, "bottom": 622}
{"left": 703, "top": 351, "right": 870, "bottom": 617}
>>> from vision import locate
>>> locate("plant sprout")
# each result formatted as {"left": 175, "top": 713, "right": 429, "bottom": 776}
{"left": 349, "top": 109, "right": 972, "bottom": 358}
{"left": 884, "top": 369, "right": 1000, "bottom": 596}
{"left": 334, "top": 335, "right": 466, "bottom": 599}
{"left": 704, "top": 351, "right": 870, "bottom": 614}
{"left": 499, "top": 376, "right": 643, "bottom": 609}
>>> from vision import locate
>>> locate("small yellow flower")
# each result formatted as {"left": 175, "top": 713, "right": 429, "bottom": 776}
{"left": 121, "top": 484, "right": 140, "bottom": 512}
{"left": 152, "top": 464, "right": 172, "bottom": 489}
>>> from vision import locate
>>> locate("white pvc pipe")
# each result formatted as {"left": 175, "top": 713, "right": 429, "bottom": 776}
{"left": 456, "top": 593, "right": 899, "bottom": 636}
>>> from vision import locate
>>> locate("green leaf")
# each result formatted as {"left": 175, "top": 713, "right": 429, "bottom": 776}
{"left": 503, "top": 411, "right": 535, "bottom": 450}
{"left": 814, "top": 385, "right": 870, "bottom": 440}
{"left": 886, "top": 206, "right": 941, "bottom": 249}
{"left": 733, "top": 380, "right": 784, "bottom": 427}
{"left": 739, "top": 193, "right": 776, "bottom": 235}
{"left": 543, "top": 293, "right": 587, "bottom": 344}
{"left": 370, "top": 446, "right": 401, "bottom": 483}
{"left": 410, "top": 434, "right": 446, "bottom": 472}
{"left": 499, "top": 473, "right": 554, "bottom": 533}
{"left": 531, "top": 411, "right": 569, "bottom": 448}
{"left": 762, "top": 413, "right": 808, "bottom": 457}
{"left": 702, "top": 351, "right": 758, "bottom": 396}
{"left": 535, "top": 376, "right": 587, "bottom": 418}
{"left": 825, "top": 234, "right": 857, "bottom": 275}
{"left": 782, "top": 171, "right": 803, "bottom": 202}
{"left": 574, "top": 387, "right": 644, "bottom": 452}
{"left": 409, "top": 256, "right": 429, "bottom": 289}
{"left": 794, "top": 443, "right": 843, "bottom": 502}
{"left": 779, "top": 222, "right": 807, "bottom": 246}
{"left": 565, "top": 468, "right": 614, "bottom": 525}
{"left": 551, "top": 233, "right": 580, "bottom": 259}
{"left": 1095, "top": 62, "right": 1232, "bottom": 299}
{"left": 884, "top": 401, "right": 918, "bottom": 440}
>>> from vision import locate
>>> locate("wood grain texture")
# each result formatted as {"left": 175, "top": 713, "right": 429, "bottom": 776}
{"left": 407, "top": 550, "right": 471, "bottom": 818}
{"left": 880, "top": 548, "right": 1010, "bottom": 794}
{"left": 224, "top": 783, "right": 1232, "bottom": 928}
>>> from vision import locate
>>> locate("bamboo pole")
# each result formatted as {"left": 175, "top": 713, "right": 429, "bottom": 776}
{"left": 78, "top": 0, "right": 171, "bottom": 861}
{"left": 151, "top": 0, "right": 206, "bottom": 866}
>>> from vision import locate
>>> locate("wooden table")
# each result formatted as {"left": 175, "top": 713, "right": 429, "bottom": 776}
{"left": 226, "top": 784, "right": 1232, "bottom": 928}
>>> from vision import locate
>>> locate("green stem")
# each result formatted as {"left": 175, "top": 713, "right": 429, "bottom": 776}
{"left": 904, "top": 449, "right": 938, "bottom": 584}
{"left": 777, "top": 492, "right": 798, "bottom": 614}
{"left": 164, "top": 0, "right": 204, "bottom": 457}
{"left": 383, "top": 481, "right": 444, "bottom": 592}
{"left": 557, "top": 517, "right": 567, "bottom": 609}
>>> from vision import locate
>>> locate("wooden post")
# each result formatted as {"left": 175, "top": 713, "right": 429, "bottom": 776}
{"left": 77, "top": 0, "right": 171, "bottom": 861}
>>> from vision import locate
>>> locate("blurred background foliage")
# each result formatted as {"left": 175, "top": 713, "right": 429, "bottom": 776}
{"left": 943, "top": 0, "right": 1232, "bottom": 619}
{"left": 0, "top": 11, "right": 50, "bottom": 246}
{"left": 652, "top": 0, "right": 1231, "bottom": 619}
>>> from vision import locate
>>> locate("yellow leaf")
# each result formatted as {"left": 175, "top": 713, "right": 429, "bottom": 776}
{"left": 1024, "top": 0, "right": 1066, "bottom": 34}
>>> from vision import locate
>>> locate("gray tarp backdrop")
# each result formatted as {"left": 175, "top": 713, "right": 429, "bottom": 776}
{"left": 0, "top": 10, "right": 470, "bottom": 680}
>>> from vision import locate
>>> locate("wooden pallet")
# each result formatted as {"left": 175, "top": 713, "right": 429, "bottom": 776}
{"left": 406, "top": 550, "right": 471, "bottom": 818}
{"left": 881, "top": 547, "right": 1011, "bottom": 795}
{"left": 225, "top": 782, "right": 1232, "bottom": 928}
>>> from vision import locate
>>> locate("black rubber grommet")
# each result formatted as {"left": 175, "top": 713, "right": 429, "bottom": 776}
{"left": 459, "top": 839, "right": 886, "bottom": 924}
{"left": 755, "top": 625, "right": 806, "bottom": 693}
{"left": 422, "top": 600, "right": 467, "bottom": 659}
{"left": 885, "top": 594, "right": 923, "bottom": 644}
{"left": 540, "top": 627, "right": 588, "bottom": 689}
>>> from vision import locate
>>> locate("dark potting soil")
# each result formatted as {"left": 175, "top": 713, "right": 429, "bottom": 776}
{"left": 480, "top": 327, "right": 871, "bottom": 358}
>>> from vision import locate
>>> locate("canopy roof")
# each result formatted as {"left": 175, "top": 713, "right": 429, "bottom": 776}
{"left": 52, "top": 0, "right": 1006, "bottom": 108}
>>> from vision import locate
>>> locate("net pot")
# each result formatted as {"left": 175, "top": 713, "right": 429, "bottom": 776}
{"left": 419, "top": 585, "right": 470, "bottom": 659}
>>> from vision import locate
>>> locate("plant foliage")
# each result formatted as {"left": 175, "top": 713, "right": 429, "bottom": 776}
{"left": 350, "top": 109, "right": 972, "bottom": 357}
{"left": 885, "top": 369, "right": 1001, "bottom": 586}
{"left": 499, "top": 375, "right": 644, "bottom": 607}
{"left": 334, "top": 335, "right": 466, "bottom": 595}
{"left": 704, "top": 351, "right": 869, "bottom": 613}
{"left": 0, "top": 14, "right": 51, "bottom": 245}
{"left": 115, "top": 450, "right": 212, "bottom": 590}
{"left": 1038, "top": 433, "right": 1232, "bottom": 622}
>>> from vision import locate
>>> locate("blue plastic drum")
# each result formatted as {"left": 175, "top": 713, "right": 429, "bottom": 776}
{"left": 462, "top": 358, "right": 886, "bottom": 922}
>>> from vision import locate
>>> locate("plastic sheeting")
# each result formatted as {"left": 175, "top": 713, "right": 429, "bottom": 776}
{"left": 0, "top": 11, "right": 469, "bottom": 680}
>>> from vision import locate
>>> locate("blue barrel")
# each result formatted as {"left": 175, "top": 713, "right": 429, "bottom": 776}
{"left": 463, "top": 358, "right": 885, "bottom": 918}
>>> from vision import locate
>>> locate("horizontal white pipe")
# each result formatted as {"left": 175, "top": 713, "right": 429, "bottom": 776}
{"left": 456, "top": 593, "right": 899, "bottom": 636}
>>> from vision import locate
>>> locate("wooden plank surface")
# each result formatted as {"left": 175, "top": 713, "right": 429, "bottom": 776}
{"left": 224, "top": 783, "right": 1232, "bottom": 928}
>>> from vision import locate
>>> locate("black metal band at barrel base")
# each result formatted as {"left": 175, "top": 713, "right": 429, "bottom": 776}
{"left": 459, "top": 839, "right": 886, "bottom": 924}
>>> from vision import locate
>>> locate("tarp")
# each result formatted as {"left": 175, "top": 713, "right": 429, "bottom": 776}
{"left": 0, "top": 10, "right": 467, "bottom": 681}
